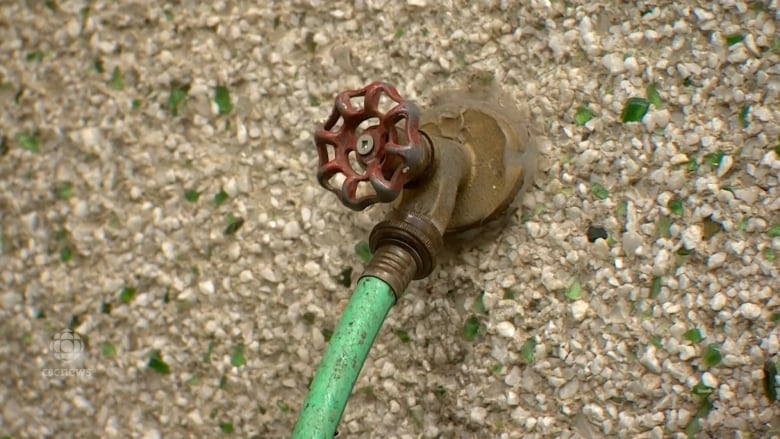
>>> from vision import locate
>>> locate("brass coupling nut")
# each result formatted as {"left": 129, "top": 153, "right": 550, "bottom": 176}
{"left": 368, "top": 214, "right": 444, "bottom": 280}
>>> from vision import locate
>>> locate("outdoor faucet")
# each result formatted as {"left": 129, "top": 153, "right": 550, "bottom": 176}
{"left": 293, "top": 77, "right": 536, "bottom": 438}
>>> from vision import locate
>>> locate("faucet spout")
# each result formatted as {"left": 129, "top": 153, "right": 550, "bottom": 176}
{"left": 362, "top": 136, "right": 470, "bottom": 296}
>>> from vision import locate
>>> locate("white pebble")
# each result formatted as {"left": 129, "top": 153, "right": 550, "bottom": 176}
{"left": 752, "top": 106, "right": 772, "bottom": 122}
{"left": 601, "top": 53, "right": 625, "bottom": 74}
{"left": 623, "top": 56, "right": 639, "bottom": 74}
{"left": 141, "top": 430, "right": 161, "bottom": 439}
{"left": 504, "top": 366, "right": 521, "bottom": 387}
{"left": 261, "top": 267, "right": 277, "bottom": 283}
{"left": 80, "top": 127, "right": 101, "bottom": 148}
{"left": 622, "top": 231, "right": 643, "bottom": 256}
{"left": 738, "top": 303, "right": 761, "bottom": 320}
{"left": 470, "top": 406, "right": 487, "bottom": 424}
{"left": 224, "top": 178, "right": 239, "bottom": 197}
{"left": 282, "top": 221, "right": 302, "bottom": 239}
{"left": 74, "top": 200, "right": 89, "bottom": 218}
{"left": 198, "top": 280, "right": 215, "bottom": 295}
{"left": 570, "top": 301, "right": 589, "bottom": 321}
{"left": 653, "top": 248, "right": 672, "bottom": 273}
{"left": 3, "top": 291, "right": 24, "bottom": 309}
{"left": 559, "top": 379, "right": 579, "bottom": 400}
{"left": 718, "top": 384, "right": 735, "bottom": 402}
{"left": 640, "top": 347, "right": 662, "bottom": 373}
{"left": 710, "top": 293, "right": 727, "bottom": 311}
{"left": 727, "top": 46, "right": 749, "bottom": 64}
{"left": 380, "top": 361, "right": 395, "bottom": 378}
{"left": 538, "top": 416, "right": 554, "bottom": 429}
{"left": 547, "top": 32, "right": 567, "bottom": 59}
{"left": 72, "top": 395, "right": 94, "bottom": 413}
{"left": 716, "top": 155, "right": 733, "bottom": 177}
{"left": 744, "top": 34, "right": 761, "bottom": 57}
{"left": 496, "top": 321, "right": 516, "bottom": 338}
{"left": 643, "top": 109, "right": 670, "bottom": 131}
{"left": 525, "top": 221, "right": 542, "bottom": 238}
{"left": 129, "top": 186, "right": 142, "bottom": 200}
{"left": 188, "top": 410, "right": 203, "bottom": 425}
{"left": 663, "top": 302, "right": 681, "bottom": 314}
{"left": 591, "top": 238, "right": 610, "bottom": 259}
{"left": 161, "top": 241, "right": 176, "bottom": 260}
{"left": 499, "top": 274, "right": 516, "bottom": 288}
{"left": 236, "top": 121, "right": 247, "bottom": 144}
{"left": 239, "top": 270, "right": 254, "bottom": 282}
{"left": 681, "top": 225, "right": 702, "bottom": 250}
{"left": 679, "top": 345, "right": 696, "bottom": 361}
{"left": 706, "top": 252, "right": 727, "bottom": 269}
{"left": 303, "top": 261, "right": 320, "bottom": 276}
{"left": 764, "top": 334, "right": 779, "bottom": 355}
{"left": 511, "top": 406, "right": 530, "bottom": 423}
{"left": 670, "top": 154, "right": 689, "bottom": 165}
{"left": 301, "top": 207, "right": 312, "bottom": 223}
{"left": 97, "top": 39, "right": 117, "bottom": 54}
{"left": 693, "top": 8, "right": 714, "bottom": 20}
{"left": 66, "top": 19, "right": 81, "bottom": 37}
{"left": 227, "top": 242, "right": 241, "bottom": 260}
{"left": 701, "top": 372, "right": 718, "bottom": 388}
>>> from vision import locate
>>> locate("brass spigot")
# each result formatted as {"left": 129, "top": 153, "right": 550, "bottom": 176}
{"left": 314, "top": 78, "right": 534, "bottom": 296}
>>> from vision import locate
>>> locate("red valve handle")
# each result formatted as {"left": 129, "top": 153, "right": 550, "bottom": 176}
{"left": 314, "top": 81, "right": 429, "bottom": 211}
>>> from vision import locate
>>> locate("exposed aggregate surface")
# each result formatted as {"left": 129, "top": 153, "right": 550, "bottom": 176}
{"left": 1, "top": 1, "right": 779, "bottom": 438}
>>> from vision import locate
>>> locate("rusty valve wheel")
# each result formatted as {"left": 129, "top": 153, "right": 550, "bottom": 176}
{"left": 314, "top": 82, "right": 432, "bottom": 211}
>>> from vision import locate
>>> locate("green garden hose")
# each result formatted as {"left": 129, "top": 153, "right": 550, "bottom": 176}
{"left": 292, "top": 276, "right": 397, "bottom": 438}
